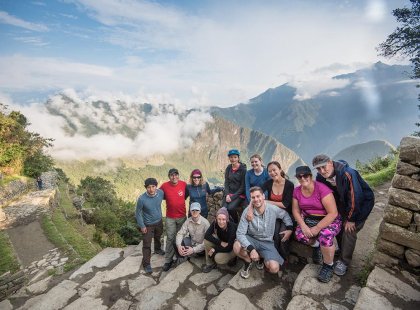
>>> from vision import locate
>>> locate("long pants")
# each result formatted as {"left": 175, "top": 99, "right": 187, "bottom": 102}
{"left": 273, "top": 219, "right": 291, "bottom": 260}
{"left": 204, "top": 239, "right": 236, "bottom": 265}
{"left": 164, "top": 216, "right": 186, "bottom": 264}
{"left": 141, "top": 220, "right": 164, "bottom": 267}
{"left": 337, "top": 220, "right": 365, "bottom": 265}
{"left": 223, "top": 197, "right": 244, "bottom": 223}
{"left": 174, "top": 237, "right": 205, "bottom": 258}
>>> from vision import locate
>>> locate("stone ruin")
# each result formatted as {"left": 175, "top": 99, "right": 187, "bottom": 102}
{"left": 374, "top": 136, "right": 420, "bottom": 271}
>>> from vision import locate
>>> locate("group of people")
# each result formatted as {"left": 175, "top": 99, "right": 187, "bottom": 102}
{"left": 135, "top": 150, "right": 374, "bottom": 283}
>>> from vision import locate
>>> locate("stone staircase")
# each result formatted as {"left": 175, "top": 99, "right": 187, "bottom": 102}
{"left": 1, "top": 239, "right": 418, "bottom": 310}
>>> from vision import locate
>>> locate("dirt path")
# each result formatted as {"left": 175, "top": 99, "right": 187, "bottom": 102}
{"left": 7, "top": 221, "right": 55, "bottom": 267}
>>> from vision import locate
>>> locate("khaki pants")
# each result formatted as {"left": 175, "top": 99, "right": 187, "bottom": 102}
{"left": 204, "top": 239, "right": 236, "bottom": 265}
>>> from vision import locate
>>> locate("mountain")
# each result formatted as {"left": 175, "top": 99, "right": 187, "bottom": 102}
{"left": 212, "top": 62, "right": 418, "bottom": 163}
{"left": 46, "top": 94, "right": 303, "bottom": 200}
{"left": 332, "top": 140, "right": 396, "bottom": 168}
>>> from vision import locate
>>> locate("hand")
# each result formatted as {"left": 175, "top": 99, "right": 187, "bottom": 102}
{"left": 220, "top": 241, "right": 228, "bottom": 248}
{"left": 249, "top": 249, "right": 260, "bottom": 261}
{"left": 309, "top": 226, "right": 321, "bottom": 237}
{"left": 345, "top": 221, "right": 356, "bottom": 233}
{"left": 178, "top": 245, "right": 186, "bottom": 256}
{"left": 141, "top": 227, "right": 147, "bottom": 234}
{"left": 245, "top": 203, "right": 254, "bottom": 222}
{"left": 208, "top": 248, "right": 216, "bottom": 256}
{"left": 226, "top": 195, "right": 232, "bottom": 203}
{"left": 280, "top": 230, "right": 292, "bottom": 242}
{"left": 301, "top": 224, "right": 313, "bottom": 238}
{"left": 185, "top": 247, "right": 194, "bottom": 256}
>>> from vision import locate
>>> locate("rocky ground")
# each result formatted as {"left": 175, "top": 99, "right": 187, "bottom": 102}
{"left": 0, "top": 179, "right": 419, "bottom": 309}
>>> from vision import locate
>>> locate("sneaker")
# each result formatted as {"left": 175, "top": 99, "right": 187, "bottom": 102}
{"left": 318, "top": 263, "right": 334, "bottom": 283}
{"left": 240, "top": 261, "right": 253, "bottom": 279}
{"left": 256, "top": 258, "right": 264, "bottom": 270}
{"left": 227, "top": 257, "right": 237, "bottom": 267}
{"left": 175, "top": 257, "right": 188, "bottom": 266}
{"left": 162, "top": 260, "right": 173, "bottom": 272}
{"left": 202, "top": 264, "right": 217, "bottom": 273}
{"left": 312, "top": 246, "right": 323, "bottom": 265}
{"left": 144, "top": 264, "right": 153, "bottom": 274}
{"left": 334, "top": 260, "right": 348, "bottom": 276}
{"left": 154, "top": 249, "right": 165, "bottom": 256}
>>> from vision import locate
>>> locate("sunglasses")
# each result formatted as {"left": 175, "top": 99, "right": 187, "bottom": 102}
{"left": 296, "top": 174, "right": 311, "bottom": 180}
{"left": 192, "top": 175, "right": 201, "bottom": 179}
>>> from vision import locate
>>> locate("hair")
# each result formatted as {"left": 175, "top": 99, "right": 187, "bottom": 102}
{"left": 250, "top": 154, "right": 265, "bottom": 167}
{"left": 249, "top": 186, "right": 264, "bottom": 194}
{"left": 267, "top": 161, "right": 286, "bottom": 178}
{"left": 189, "top": 171, "right": 205, "bottom": 186}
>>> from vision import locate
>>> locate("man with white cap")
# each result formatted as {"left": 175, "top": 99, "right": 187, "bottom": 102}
{"left": 175, "top": 202, "right": 210, "bottom": 263}
{"left": 312, "top": 154, "right": 374, "bottom": 276}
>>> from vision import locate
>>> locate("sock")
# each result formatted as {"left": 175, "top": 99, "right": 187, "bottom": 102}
{"left": 326, "top": 262, "right": 334, "bottom": 266}
{"left": 311, "top": 240, "right": 320, "bottom": 247}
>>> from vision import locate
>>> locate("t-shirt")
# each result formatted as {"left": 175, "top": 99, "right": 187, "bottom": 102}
{"left": 135, "top": 189, "right": 164, "bottom": 228}
{"left": 293, "top": 181, "right": 332, "bottom": 216}
{"left": 160, "top": 180, "right": 188, "bottom": 219}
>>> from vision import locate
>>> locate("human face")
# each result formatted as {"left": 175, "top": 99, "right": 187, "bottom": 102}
{"left": 316, "top": 161, "right": 334, "bottom": 179}
{"left": 169, "top": 173, "right": 179, "bottom": 184}
{"left": 297, "top": 173, "right": 312, "bottom": 186}
{"left": 268, "top": 164, "right": 282, "bottom": 180}
{"left": 229, "top": 155, "right": 239, "bottom": 165}
{"left": 192, "top": 175, "right": 201, "bottom": 185}
{"left": 250, "top": 190, "right": 265, "bottom": 209}
{"left": 251, "top": 157, "right": 262, "bottom": 171}
{"left": 146, "top": 184, "right": 157, "bottom": 196}
{"left": 191, "top": 209, "right": 201, "bottom": 220}
{"left": 216, "top": 214, "right": 227, "bottom": 229}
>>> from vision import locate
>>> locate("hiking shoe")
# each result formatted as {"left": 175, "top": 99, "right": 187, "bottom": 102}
{"left": 162, "top": 260, "right": 173, "bottom": 272}
{"left": 256, "top": 258, "right": 264, "bottom": 270}
{"left": 144, "top": 264, "right": 153, "bottom": 274}
{"left": 227, "top": 256, "right": 237, "bottom": 267}
{"left": 240, "top": 261, "right": 253, "bottom": 279}
{"left": 318, "top": 263, "right": 334, "bottom": 283}
{"left": 202, "top": 264, "right": 217, "bottom": 273}
{"left": 175, "top": 257, "right": 188, "bottom": 266}
{"left": 312, "top": 246, "right": 323, "bottom": 265}
{"left": 334, "top": 260, "right": 348, "bottom": 276}
{"left": 154, "top": 249, "right": 165, "bottom": 256}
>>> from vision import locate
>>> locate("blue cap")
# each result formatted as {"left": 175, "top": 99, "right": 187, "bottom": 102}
{"left": 190, "top": 202, "right": 201, "bottom": 212}
{"left": 228, "top": 149, "right": 240, "bottom": 157}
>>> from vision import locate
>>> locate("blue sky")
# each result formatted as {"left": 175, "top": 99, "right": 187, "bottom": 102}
{"left": 0, "top": 0, "right": 411, "bottom": 107}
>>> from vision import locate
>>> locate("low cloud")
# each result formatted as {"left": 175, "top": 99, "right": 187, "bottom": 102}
{"left": 12, "top": 89, "right": 213, "bottom": 160}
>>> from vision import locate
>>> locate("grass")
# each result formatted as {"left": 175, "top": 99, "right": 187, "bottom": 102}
{"left": 362, "top": 156, "right": 398, "bottom": 188}
{"left": 357, "top": 251, "right": 375, "bottom": 287}
{"left": 40, "top": 180, "right": 101, "bottom": 271}
{"left": 0, "top": 174, "right": 27, "bottom": 187}
{"left": 0, "top": 231, "right": 20, "bottom": 275}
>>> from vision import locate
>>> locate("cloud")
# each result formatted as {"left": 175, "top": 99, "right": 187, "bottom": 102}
{"left": 0, "top": 11, "right": 49, "bottom": 32}
{"left": 290, "top": 75, "right": 350, "bottom": 101}
{"left": 11, "top": 89, "right": 213, "bottom": 160}
{"left": 14, "top": 36, "right": 49, "bottom": 47}
{"left": 365, "top": 0, "right": 387, "bottom": 23}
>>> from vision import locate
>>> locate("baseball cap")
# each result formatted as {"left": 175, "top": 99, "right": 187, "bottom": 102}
{"left": 190, "top": 202, "right": 201, "bottom": 212}
{"left": 312, "top": 154, "right": 331, "bottom": 168}
{"left": 228, "top": 149, "right": 240, "bottom": 156}
{"left": 295, "top": 166, "right": 312, "bottom": 177}
{"left": 168, "top": 168, "right": 179, "bottom": 176}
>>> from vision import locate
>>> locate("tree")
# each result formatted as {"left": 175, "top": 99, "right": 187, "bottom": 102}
{"left": 378, "top": 0, "right": 420, "bottom": 135}
{"left": 77, "top": 176, "right": 117, "bottom": 208}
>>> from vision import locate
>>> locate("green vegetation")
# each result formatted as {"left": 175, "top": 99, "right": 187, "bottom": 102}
{"left": 357, "top": 251, "right": 374, "bottom": 287}
{"left": 358, "top": 150, "right": 398, "bottom": 187}
{"left": 0, "top": 231, "right": 20, "bottom": 275}
{"left": 40, "top": 177, "right": 101, "bottom": 271}
{"left": 0, "top": 104, "right": 54, "bottom": 177}
{"left": 77, "top": 176, "right": 141, "bottom": 247}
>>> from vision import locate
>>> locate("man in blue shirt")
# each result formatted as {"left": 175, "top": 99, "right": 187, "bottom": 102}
{"left": 136, "top": 178, "right": 166, "bottom": 273}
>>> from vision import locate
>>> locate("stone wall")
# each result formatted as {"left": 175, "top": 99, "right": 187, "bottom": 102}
{"left": 0, "top": 179, "right": 32, "bottom": 207}
{"left": 0, "top": 270, "right": 26, "bottom": 301}
{"left": 374, "top": 136, "right": 420, "bottom": 271}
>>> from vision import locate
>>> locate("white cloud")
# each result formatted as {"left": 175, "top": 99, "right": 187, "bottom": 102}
{"left": 11, "top": 90, "right": 213, "bottom": 160}
{"left": 14, "top": 36, "right": 49, "bottom": 47}
{"left": 290, "top": 75, "right": 350, "bottom": 101}
{"left": 365, "top": 0, "right": 387, "bottom": 23}
{"left": 0, "top": 11, "right": 49, "bottom": 32}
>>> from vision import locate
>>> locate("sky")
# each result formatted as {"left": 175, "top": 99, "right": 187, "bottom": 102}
{"left": 0, "top": 0, "right": 411, "bottom": 108}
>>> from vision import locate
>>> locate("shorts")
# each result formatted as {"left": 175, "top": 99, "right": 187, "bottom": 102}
{"left": 245, "top": 235, "right": 284, "bottom": 265}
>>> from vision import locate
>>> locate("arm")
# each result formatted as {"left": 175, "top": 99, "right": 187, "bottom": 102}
{"left": 245, "top": 170, "right": 251, "bottom": 202}
{"left": 236, "top": 209, "right": 252, "bottom": 250}
{"left": 204, "top": 222, "right": 222, "bottom": 246}
{"left": 343, "top": 170, "right": 363, "bottom": 222}
{"left": 175, "top": 221, "right": 189, "bottom": 247}
{"left": 310, "top": 193, "right": 339, "bottom": 236}
{"left": 135, "top": 197, "right": 146, "bottom": 230}
{"left": 215, "top": 223, "right": 237, "bottom": 253}
{"left": 282, "top": 180, "right": 294, "bottom": 214}
{"left": 184, "top": 183, "right": 189, "bottom": 200}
